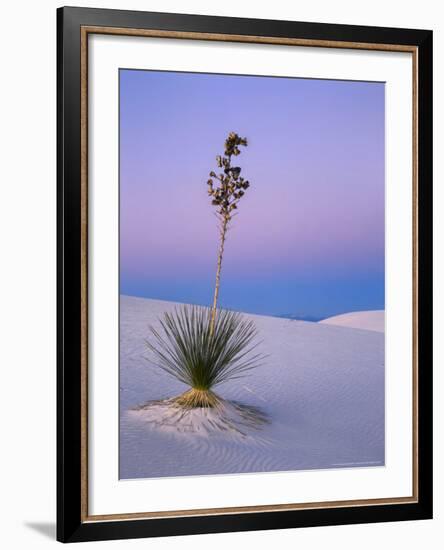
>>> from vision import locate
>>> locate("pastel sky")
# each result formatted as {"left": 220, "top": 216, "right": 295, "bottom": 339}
{"left": 119, "top": 69, "right": 385, "bottom": 320}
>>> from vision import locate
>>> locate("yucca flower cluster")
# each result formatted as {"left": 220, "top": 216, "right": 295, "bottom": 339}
{"left": 207, "top": 132, "right": 251, "bottom": 335}
{"left": 207, "top": 132, "right": 250, "bottom": 221}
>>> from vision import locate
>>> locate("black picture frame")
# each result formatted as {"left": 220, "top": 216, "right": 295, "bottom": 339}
{"left": 57, "top": 6, "right": 433, "bottom": 543}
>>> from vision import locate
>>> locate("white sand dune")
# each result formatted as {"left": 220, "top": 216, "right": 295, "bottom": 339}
{"left": 320, "top": 310, "right": 385, "bottom": 333}
{"left": 120, "top": 295, "right": 385, "bottom": 479}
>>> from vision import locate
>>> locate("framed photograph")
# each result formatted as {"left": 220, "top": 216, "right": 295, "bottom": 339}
{"left": 57, "top": 6, "right": 433, "bottom": 543}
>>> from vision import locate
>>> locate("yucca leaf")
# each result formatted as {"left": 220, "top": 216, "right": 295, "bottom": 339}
{"left": 146, "top": 305, "right": 264, "bottom": 392}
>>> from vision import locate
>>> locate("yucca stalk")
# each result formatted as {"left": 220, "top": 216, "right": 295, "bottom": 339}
{"left": 207, "top": 132, "right": 251, "bottom": 335}
{"left": 146, "top": 306, "right": 262, "bottom": 408}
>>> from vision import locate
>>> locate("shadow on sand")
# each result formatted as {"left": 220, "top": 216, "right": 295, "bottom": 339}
{"left": 131, "top": 396, "right": 269, "bottom": 439}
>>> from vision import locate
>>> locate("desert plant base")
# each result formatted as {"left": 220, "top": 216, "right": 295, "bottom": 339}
{"left": 171, "top": 388, "right": 221, "bottom": 409}
{"left": 131, "top": 395, "right": 269, "bottom": 439}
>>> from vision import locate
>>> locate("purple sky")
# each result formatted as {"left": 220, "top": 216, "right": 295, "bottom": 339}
{"left": 119, "top": 69, "right": 385, "bottom": 319}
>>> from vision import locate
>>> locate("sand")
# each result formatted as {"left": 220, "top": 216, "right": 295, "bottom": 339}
{"left": 120, "top": 296, "right": 385, "bottom": 479}
{"left": 320, "top": 310, "right": 385, "bottom": 332}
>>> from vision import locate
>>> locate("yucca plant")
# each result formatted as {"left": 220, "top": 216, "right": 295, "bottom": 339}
{"left": 146, "top": 306, "right": 262, "bottom": 408}
{"left": 146, "top": 132, "right": 261, "bottom": 408}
